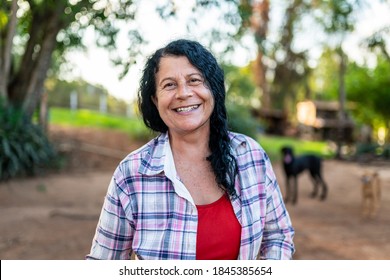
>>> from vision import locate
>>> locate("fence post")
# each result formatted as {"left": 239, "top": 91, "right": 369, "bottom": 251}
{"left": 99, "top": 94, "right": 107, "bottom": 114}
{"left": 70, "top": 90, "right": 78, "bottom": 111}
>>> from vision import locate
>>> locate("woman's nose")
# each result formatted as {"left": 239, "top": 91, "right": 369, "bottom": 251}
{"left": 175, "top": 83, "right": 193, "bottom": 99}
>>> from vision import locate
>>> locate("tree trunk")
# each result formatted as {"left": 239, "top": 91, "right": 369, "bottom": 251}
{"left": 336, "top": 47, "right": 347, "bottom": 159}
{"left": 7, "top": 1, "right": 66, "bottom": 119}
{"left": 0, "top": 0, "right": 18, "bottom": 102}
{"left": 251, "top": 0, "right": 270, "bottom": 109}
{"left": 254, "top": 50, "right": 270, "bottom": 109}
{"left": 22, "top": 11, "right": 64, "bottom": 119}
{"left": 39, "top": 91, "right": 48, "bottom": 132}
{"left": 8, "top": 9, "right": 49, "bottom": 105}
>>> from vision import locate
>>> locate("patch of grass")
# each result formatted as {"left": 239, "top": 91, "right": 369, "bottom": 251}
{"left": 49, "top": 108, "right": 153, "bottom": 141}
{"left": 257, "top": 134, "right": 334, "bottom": 162}
{"left": 49, "top": 108, "right": 334, "bottom": 161}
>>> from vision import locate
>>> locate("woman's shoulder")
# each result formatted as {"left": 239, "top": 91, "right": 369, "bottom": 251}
{"left": 228, "top": 131, "right": 264, "bottom": 151}
{"left": 228, "top": 131, "right": 272, "bottom": 163}
{"left": 126, "top": 133, "right": 166, "bottom": 156}
{"left": 115, "top": 133, "right": 167, "bottom": 172}
{"left": 111, "top": 134, "right": 168, "bottom": 193}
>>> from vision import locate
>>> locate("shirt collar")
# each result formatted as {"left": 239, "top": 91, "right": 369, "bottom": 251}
{"left": 137, "top": 133, "right": 168, "bottom": 176}
{"left": 137, "top": 132, "right": 195, "bottom": 205}
{"left": 163, "top": 136, "right": 195, "bottom": 204}
{"left": 138, "top": 132, "right": 248, "bottom": 175}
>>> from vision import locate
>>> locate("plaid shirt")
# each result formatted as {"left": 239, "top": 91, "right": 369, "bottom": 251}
{"left": 86, "top": 132, "right": 295, "bottom": 260}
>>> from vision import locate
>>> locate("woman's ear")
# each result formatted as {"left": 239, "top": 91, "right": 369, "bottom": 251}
{"left": 152, "top": 95, "right": 157, "bottom": 106}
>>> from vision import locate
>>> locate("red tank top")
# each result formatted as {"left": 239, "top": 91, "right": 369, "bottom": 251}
{"left": 196, "top": 194, "right": 242, "bottom": 260}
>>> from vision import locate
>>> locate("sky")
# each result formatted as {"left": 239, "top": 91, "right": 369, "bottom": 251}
{"left": 65, "top": 1, "right": 390, "bottom": 103}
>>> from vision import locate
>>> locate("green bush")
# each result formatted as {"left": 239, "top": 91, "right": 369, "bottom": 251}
{"left": 0, "top": 105, "right": 57, "bottom": 180}
{"left": 355, "top": 142, "right": 379, "bottom": 155}
{"left": 227, "top": 102, "right": 260, "bottom": 139}
{"left": 382, "top": 145, "right": 390, "bottom": 159}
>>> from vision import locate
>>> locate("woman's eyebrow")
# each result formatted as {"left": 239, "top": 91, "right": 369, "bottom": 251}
{"left": 158, "top": 77, "right": 175, "bottom": 86}
{"left": 159, "top": 72, "right": 202, "bottom": 84}
{"left": 187, "top": 72, "right": 203, "bottom": 78}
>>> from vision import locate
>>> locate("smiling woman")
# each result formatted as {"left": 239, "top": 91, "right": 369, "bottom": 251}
{"left": 153, "top": 56, "right": 215, "bottom": 138}
{"left": 86, "top": 39, "right": 295, "bottom": 260}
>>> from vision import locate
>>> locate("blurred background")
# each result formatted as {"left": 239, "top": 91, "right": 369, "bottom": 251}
{"left": 0, "top": 0, "right": 389, "bottom": 260}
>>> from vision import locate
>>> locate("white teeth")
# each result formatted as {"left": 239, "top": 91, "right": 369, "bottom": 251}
{"left": 175, "top": 105, "right": 199, "bottom": 112}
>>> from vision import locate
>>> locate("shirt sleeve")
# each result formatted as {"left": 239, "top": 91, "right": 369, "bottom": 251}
{"left": 86, "top": 175, "right": 134, "bottom": 260}
{"left": 258, "top": 158, "right": 295, "bottom": 260}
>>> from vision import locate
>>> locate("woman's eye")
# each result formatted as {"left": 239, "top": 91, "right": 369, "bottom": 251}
{"left": 189, "top": 78, "right": 202, "bottom": 85}
{"left": 163, "top": 82, "right": 175, "bottom": 89}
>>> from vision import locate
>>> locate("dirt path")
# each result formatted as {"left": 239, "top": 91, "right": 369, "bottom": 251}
{"left": 1, "top": 126, "right": 389, "bottom": 260}
{"left": 275, "top": 160, "right": 390, "bottom": 259}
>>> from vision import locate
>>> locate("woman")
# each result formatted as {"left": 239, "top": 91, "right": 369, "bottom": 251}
{"left": 86, "top": 39, "right": 294, "bottom": 260}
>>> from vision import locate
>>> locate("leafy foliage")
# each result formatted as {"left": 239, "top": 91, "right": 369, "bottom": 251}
{"left": 310, "top": 44, "right": 390, "bottom": 136}
{"left": 346, "top": 57, "right": 390, "bottom": 137}
{"left": 1, "top": 0, "right": 141, "bottom": 119}
{"left": 0, "top": 103, "right": 57, "bottom": 180}
{"left": 226, "top": 102, "right": 259, "bottom": 139}
{"left": 223, "top": 63, "right": 261, "bottom": 139}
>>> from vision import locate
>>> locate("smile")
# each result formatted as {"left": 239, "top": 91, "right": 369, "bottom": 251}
{"left": 174, "top": 105, "right": 200, "bottom": 112}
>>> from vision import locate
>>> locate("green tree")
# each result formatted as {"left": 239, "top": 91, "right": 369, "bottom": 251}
{"left": 0, "top": 0, "right": 140, "bottom": 119}
{"left": 311, "top": 50, "right": 390, "bottom": 143}
{"left": 223, "top": 63, "right": 260, "bottom": 138}
{"left": 364, "top": 26, "right": 390, "bottom": 63}
{"left": 346, "top": 57, "right": 390, "bottom": 141}
{"left": 0, "top": 0, "right": 140, "bottom": 180}
{"left": 309, "top": 47, "right": 341, "bottom": 101}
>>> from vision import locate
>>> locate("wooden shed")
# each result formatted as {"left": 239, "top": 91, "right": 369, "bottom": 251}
{"left": 296, "top": 100, "right": 355, "bottom": 142}
{"left": 253, "top": 108, "right": 288, "bottom": 135}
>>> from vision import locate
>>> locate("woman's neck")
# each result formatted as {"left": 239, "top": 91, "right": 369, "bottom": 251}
{"left": 168, "top": 130, "right": 210, "bottom": 160}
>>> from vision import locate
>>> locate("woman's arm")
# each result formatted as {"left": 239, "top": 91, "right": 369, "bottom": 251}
{"left": 258, "top": 160, "right": 295, "bottom": 260}
{"left": 86, "top": 176, "right": 134, "bottom": 260}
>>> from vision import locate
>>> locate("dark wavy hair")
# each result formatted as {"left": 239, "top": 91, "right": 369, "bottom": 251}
{"left": 138, "top": 39, "right": 237, "bottom": 197}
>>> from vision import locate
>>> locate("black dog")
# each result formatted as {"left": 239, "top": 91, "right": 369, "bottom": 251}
{"left": 281, "top": 146, "right": 328, "bottom": 205}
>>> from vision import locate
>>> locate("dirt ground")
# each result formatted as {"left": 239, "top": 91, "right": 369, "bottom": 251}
{"left": 1, "top": 125, "right": 390, "bottom": 260}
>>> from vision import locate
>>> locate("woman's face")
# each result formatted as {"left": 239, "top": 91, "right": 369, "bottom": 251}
{"left": 153, "top": 55, "right": 214, "bottom": 137}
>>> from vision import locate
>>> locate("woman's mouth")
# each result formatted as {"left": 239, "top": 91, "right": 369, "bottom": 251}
{"left": 174, "top": 105, "right": 200, "bottom": 112}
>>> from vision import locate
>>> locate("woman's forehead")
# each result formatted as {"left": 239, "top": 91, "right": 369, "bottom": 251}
{"left": 156, "top": 56, "right": 202, "bottom": 78}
